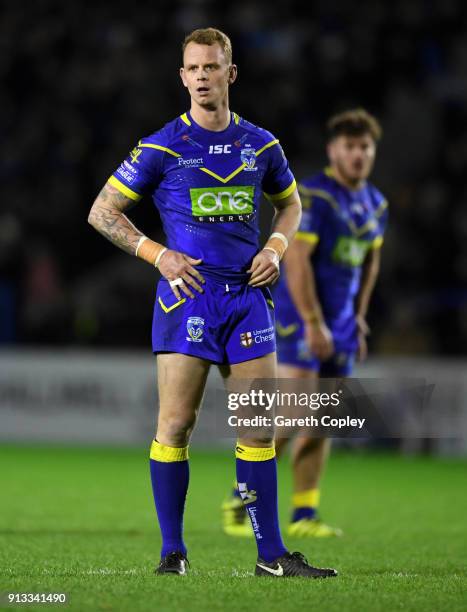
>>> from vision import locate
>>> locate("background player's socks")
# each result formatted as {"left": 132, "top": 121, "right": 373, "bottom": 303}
{"left": 291, "top": 488, "right": 320, "bottom": 522}
{"left": 288, "top": 488, "right": 343, "bottom": 537}
{"left": 150, "top": 440, "right": 189, "bottom": 557}
{"left": 235, "top": 444, "right": 287, "bottom": 562}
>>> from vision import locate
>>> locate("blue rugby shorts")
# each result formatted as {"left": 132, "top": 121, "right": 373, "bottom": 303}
{"left": 152, "top": 278, "right": 276, "bottom": 364}
{"left": 275, "top": 315, "right": 356, "bottom": 376}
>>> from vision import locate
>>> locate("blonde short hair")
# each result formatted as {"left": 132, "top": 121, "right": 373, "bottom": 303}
{"left": 182, "top": 28, "right": 232, "bottom": 64}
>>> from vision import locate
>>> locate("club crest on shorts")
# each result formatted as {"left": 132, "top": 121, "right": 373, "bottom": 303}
{"left": 240, "top": 331, "right": 253, "bottom": 348}
{"left": 186, "top": 316, "right": 205, "bottom": 342}
{"left": 240, "top": 145, "right": 257, "bottom": 171}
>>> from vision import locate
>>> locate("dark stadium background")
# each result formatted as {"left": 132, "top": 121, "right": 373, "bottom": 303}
{"left": 2, "top": 0, "right": 467, "bottom": 353}
{"left": 1, "top": 3, "right": 467, "bottom": 610}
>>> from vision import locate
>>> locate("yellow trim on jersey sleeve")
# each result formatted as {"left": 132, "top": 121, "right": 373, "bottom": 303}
{"left": 180, "top": 113, "right": 191, "bottom": 126}
{"left": 107, "top": 175, "right": 142, "bottom": 201}
{"left": 256, "top": 139, "right": 280, "bottom": 157}
{"left": 371, "top": 236, "right": 384, "bottom": 249}
{"left": 264, "top": 179, "right": 297, "bottom": 202}
{"left": 138, "top": 141, "right": 181, "bottom": 158}
{"left": 295, "top": 231, "right": 319, "bottom": 245}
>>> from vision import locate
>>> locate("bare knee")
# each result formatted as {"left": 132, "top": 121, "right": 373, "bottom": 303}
{"left": 292, "top": 436, "right": 328, "bottom": 463}
{"left": 237, "top": 436, "right": 274, "bottom": 448}
{"left": 156, "top": 411, "right": 198, "bottom": 447}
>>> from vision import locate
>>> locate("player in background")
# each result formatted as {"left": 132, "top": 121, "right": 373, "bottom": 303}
{"left": 222, "top": 109, "right": 387, "bottom": 538}
{"left": 88, "top": 28, "right": 337, "bottom": 578}
{"left": 275, "top": 109, "right": 387, "bottom": 537}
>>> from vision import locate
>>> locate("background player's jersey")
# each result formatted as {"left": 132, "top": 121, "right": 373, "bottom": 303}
{"left": 109, "top": 111, "right": 295, "bottom": 282}
{"left": 274, "top": 167, "right": 388, "bottom": 351}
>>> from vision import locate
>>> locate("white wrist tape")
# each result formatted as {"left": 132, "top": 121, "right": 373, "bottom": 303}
{"left": 135, "top": 236, "right": 148, "bottom": 257}
{"left": 155, "top": 247, "right": 168, "bottom": 268}
{"left": 269, "top": 232, "right": 288, "bottom": 248}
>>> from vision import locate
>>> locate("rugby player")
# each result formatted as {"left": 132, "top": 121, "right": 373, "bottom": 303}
{"left": 88, "top": 28, "right": 337, "bottom": 578}
{"left": 275, "top": 109, "right": 387, "bottom": 537}
{"left": 222, "top": 109, "right": 387, "bottom": 538}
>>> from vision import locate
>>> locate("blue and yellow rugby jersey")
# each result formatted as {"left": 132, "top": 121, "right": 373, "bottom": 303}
{"left": 109, "top": 111, "right": 295, "bottom": 282}
{"left": 274, "top": 167, "right": 388, "bottom": 332}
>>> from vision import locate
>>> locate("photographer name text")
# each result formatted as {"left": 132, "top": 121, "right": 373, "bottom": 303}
{"left": 227, "top": 415, "right": 366, "bottom": 429}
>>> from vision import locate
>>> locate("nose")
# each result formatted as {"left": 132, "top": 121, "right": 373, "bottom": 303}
{"left": 196, "top": 67, "right": 208, "bottom": 80}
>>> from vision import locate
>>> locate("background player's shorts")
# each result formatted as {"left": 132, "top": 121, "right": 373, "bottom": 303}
{"left": 152, "top": 278, "right": 276, "bottom": 364}
{"left": 276, "top": 318, "right": 356, "bottom": 376}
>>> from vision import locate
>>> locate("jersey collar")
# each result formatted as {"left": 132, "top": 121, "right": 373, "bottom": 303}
{"left": 183, "top": 110, "right": 238, "bottom": 135}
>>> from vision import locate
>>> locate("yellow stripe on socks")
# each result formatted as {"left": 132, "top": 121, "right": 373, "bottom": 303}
{"left": 235, "top": 443, "right": 275, "bottom": 461}
{"left": 292, "top": 488, "right": 320, "bottom": 509}
{"left": 150, "top": 440, "right": 189, "bottom": 462}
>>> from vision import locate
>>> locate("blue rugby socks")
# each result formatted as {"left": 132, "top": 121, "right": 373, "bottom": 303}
{"left": 150, "top": 440, "right": 288, "bottom": 562}
{"left": 149, "top": 440, "right": 189, "bottom": 557}
{"left": 235, "top": 444, "right": 287, "bottom": 562}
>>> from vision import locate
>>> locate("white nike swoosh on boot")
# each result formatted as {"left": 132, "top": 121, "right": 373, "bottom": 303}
{"left": 257, "top": 562, "right": 284, "bottom": 576}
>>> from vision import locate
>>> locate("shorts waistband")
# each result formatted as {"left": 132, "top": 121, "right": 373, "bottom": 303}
{"left": 190, "top": 264, "right": 250, "bottom": 285}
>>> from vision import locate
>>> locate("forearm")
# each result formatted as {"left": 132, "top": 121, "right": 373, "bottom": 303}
{"left": 88, "top": 184, "right": 143, "bottom": 255}
{"left": 355, "top": 253, "right": 380, "bottom": 318}
{"left": 261, "top": 191, "right": 302, "bottom": 263}
{"left": 285, "top": 252, "right": 324, "bottom": 323}
{"left": 270, "top": 198, "right": 302, "bottom": 245}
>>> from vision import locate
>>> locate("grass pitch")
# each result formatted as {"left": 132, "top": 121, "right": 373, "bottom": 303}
{"left": 0, "top": 445, "right": 466, "bottom": 611}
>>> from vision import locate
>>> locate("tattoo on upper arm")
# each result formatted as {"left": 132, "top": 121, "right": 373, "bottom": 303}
{"left": 89, "top": 183, "right": 143, "bottom": 255}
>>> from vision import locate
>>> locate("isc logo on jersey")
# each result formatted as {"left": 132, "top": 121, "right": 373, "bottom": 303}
{"left": 209, "top": 144, "right": 231, "bottom": 154}
{"left": 190, "top": 186, "right": 255, "bottom": 223}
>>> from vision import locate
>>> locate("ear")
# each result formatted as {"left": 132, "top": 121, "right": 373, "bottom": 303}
{"left": 228, "top": 64, "right": 238, "bottom": 85}
{"left": 326, "top": 142, "right": 335, "bottom": 163}
{"left": 180, "top": 67, "right": 188, "bottom": 88}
